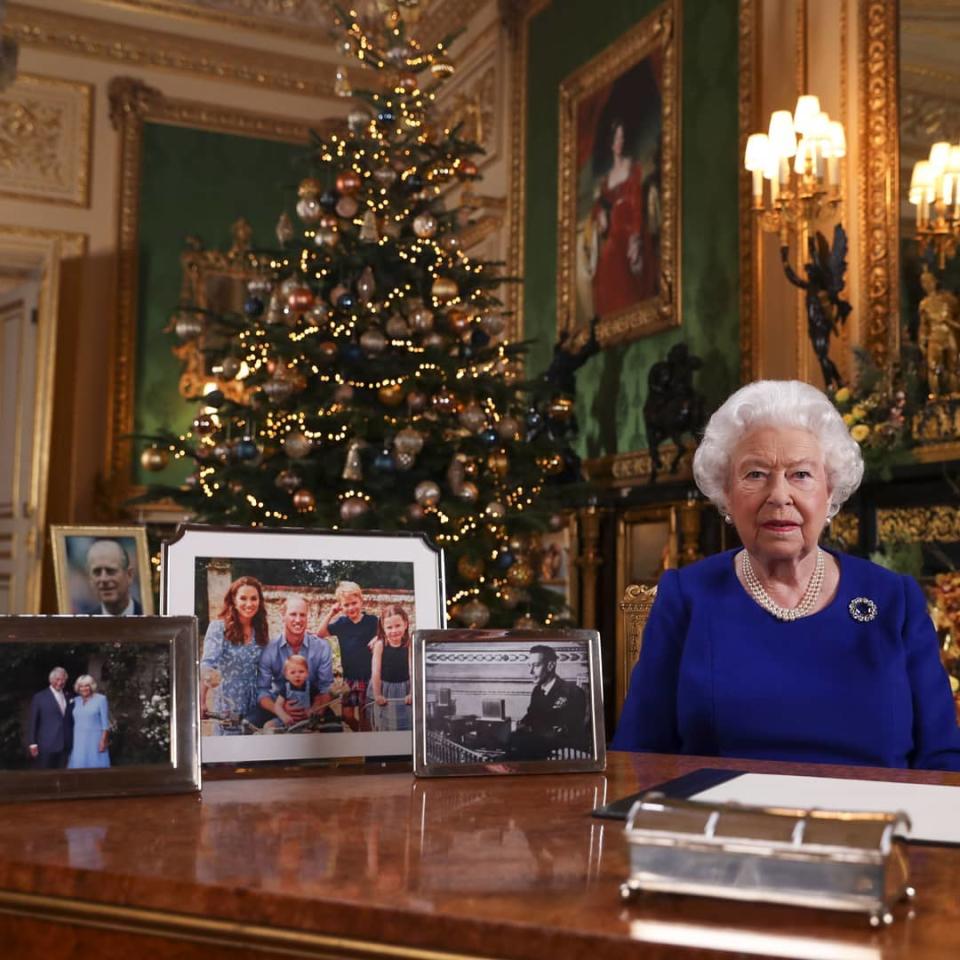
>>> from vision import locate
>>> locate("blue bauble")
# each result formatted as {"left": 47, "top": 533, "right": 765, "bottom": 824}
{"left": 377, "top": 108, "right": 395, "bottom": 124}
{"left": 337, "top": 292, "right": 355, "bottom": 311}
{"left": 405, "top": 174, "right": 423, "bottom": 193}
{"left": 341, "top": 342, "right": 363, "bottom": 363}
{"left": 320, "top": 189, "right": 338, "bottom": 212}
{"left": 459, "top": 343, "right": 474, "bottom": 360}
{"left": 496, "top": 550, "right": 515, "bottom": 570}
{"left": 373, "top": 449, "right": 396, "bottom": 472}
{"left": 526, "top": 410, "right": 543, "bottom": 432}
{"left": 244, "top": 296, "right": 264, "bottom": 317}
{"left": 479, "top": 428, "right": 498, "bottom": 446}
{"left": 234, "top": 438, "right": 258, "bottom": 461}
{"left": 470, "top": 329, "right": 490, "bottom": 348}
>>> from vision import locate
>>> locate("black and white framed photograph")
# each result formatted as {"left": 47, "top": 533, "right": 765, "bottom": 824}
{"left": 412, "top": 629, "right": 605, "bottom": 777}
{"left": 162, "top": 525, "right": 445, "bottom": 764}
{"left": 0, "top": 616, "right": 199, "bottom": 802}
{"left": 51, "top": 524, "right": 154, "bottom": 616}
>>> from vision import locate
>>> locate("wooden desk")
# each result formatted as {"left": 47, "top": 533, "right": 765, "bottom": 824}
{"left": 1, "top": 752, "right": 958, "bottom": 959}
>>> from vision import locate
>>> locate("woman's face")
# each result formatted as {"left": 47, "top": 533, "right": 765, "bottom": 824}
{"left": 611, "top": 124, "right": 625, "bottom": 159}
{"left": 383, "top": 614, "right": 407, "bottom": 646}
{"left": 234, "top": 584, "right": 260, "bottom": 622}
{"left": 726, "top": 425, "right": 831, "bottom": 565}
{"left": 78, "top": 682, "right": 92, "bottom": 699}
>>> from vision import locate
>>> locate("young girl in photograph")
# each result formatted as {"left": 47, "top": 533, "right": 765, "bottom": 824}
{"left": 369, "top": 604, "right": 412, "bottom": 732}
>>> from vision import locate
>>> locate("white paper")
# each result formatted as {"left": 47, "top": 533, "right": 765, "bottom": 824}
{"left": 692, "top": 773, "right": 960, "bottom": 845}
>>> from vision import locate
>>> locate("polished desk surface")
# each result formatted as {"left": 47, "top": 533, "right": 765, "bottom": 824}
{"left": 1, "top": 752, "right": 959, "bottom": 959}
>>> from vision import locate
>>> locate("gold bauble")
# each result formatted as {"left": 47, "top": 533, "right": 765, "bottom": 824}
{"left": 378, "top": 383, "right": 405, "bottom": 407}
{"left": 446, "top": 308, "right": 472, "bottom": 334}
{"left": 514, "top": 614, "right": 538, "bottom": 630}
{"left": 283, "top": 430, "right": 313, "bottom": 459}
{"left": 339, "top": 495, "right": 370, "bottom": 522}
{"left": 430, "top": 57, "right": 455, "bottom": 79}
{"left": 459, "top": 403, "right": 486, "bottom": 433}
{"left": 458, "top": 481, "right": 479, "bottom": 503}
{"left": 458, "top": 598, "right": 490, "bottom": 629}
{"left": 298, "top": 177, "right": 322, "bottom": 199}
{"left": 397, "top": 72, "right": 418, "bottom": 93}
{"left": 140, "top": 446, "right": 169, "bottom": 471}
{"left": 457, "top": 555, "right": 485, "bottom": 581}
{"left": 406, "top": 389, "right": 428, "bottom": 412}
{"left": 335, "top": 170, "right": 361, "bottom": 195}
{"left": 432, "top": 387, "right": 457, "bottom": 413}
{"left": 412, "top": 212, "right": 438, "bottom": 238}
{"left": 487, "top": 450, "right": 509, "bottom": 477}
{"left": 431, "top": 277, "right": 458, "bottom": 302}
{"left": 484, "top": 501, "right": 506, "bottom": 520}
{"left": 506, "top": 560, "right": 534, "bottom": 588}
{"left": 500, "top": 586, "right": 524, "bottom": 609}
{"left": 414, "top": 480, "right": 441, "bottom": 507}
{"left": 292, "top": 488, "right": 316, "bottom": 513}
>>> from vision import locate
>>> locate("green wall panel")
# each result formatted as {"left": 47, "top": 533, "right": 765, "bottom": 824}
{"left": 134, "top": 122, "right": 306, "bottom": 486}
{"left": 524, "top": 0, "right": 740, "bottom": 458}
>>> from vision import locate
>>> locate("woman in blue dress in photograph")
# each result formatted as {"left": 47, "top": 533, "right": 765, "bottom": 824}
{"left": 67, "top": 674, "right": 110, "bottom": 769}
{"left": 201, "top": 575, "right": 271, "bottom": 733}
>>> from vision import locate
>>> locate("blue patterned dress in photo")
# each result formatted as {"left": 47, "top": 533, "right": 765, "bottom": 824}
{"left": 201, "top": 620, "right": 263, "bottom": 733}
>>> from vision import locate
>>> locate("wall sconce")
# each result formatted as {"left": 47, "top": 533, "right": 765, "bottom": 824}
{"left": 910, "top": 142, "right": 960, "bottom": 269}
{"left": 743, "top": 95, "right": 846, "bottom": 242}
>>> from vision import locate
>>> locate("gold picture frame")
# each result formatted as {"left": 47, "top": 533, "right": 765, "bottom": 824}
{"left": 556, "top": 0, "right": 680, "bottom": 349}
{"left": 50, "top": 524, "right": 154, "bottom": 616}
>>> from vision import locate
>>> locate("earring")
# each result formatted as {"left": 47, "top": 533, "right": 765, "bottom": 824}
{"left": 723, "top": 513, "right": 733, "bottom": 525}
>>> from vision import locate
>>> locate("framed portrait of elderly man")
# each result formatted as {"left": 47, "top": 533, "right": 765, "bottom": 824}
{"left": 412, "top": 629, "right": 605, "bottom": 778}
{"left": 0, "top": 615, "right": 199, "bottom": 802}
{"left": 556, "top": 0, "right": 679, "bottom": 348}
{"left": 51, "top": 524, "right": 154, "bottom": 616}
{"left": 162, "top": 525, "right": 445, "bottom": 765}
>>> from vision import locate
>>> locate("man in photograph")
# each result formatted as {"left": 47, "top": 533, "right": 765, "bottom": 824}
{"left": 79, "top": 538, "right": 142, "bottom": 616}
{"left": 256, "top": 595, "right": 335, "bottom": 728}
{"left": 28, "top": 667, "right": 73, "bottom": 768}
{"left": 507, "top": 645, "right": 588, "bottom": 760}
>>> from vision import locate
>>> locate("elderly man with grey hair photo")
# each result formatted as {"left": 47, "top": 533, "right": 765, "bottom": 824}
{"left": 28, "top": 666, "right": 73, "bottom": 769}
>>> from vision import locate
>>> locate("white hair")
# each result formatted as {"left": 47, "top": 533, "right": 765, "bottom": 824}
{"left": 48, "top": 667, "right": 67, "bottom": 683}
{"left": 73, "top": 674, "right": 98, "bottom": 693}
{"left": 692, "top": 380, "right": 864, "bottom": 518}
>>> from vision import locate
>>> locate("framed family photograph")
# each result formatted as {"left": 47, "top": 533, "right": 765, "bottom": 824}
{"left": 161, "top": 525, "right": 446, "bottom": 764}
{"left": 412, "top": 629, "right": 605, "bottom": 778}
{"left": 0, "top": 616, "right": 199, "bottom": 802}
{"left": 51, "top": 524, "right": 154, "bottom": 616}
{"left": 556, "top": 0, "right": 679, "bottom": 348}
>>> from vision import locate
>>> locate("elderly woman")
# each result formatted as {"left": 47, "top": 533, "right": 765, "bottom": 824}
{"left": 67, "top": 675, "right": 110, "bottom": 769}
{"left": 613, "top": 380, "right": 960, "bottom": 770}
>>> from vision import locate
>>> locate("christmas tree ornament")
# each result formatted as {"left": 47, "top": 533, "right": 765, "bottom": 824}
{"left": 247, "top": 277, "right": 271, "bottom": 295}
{"left": 404, "top": 173, "right": 424, "bottom": 193}
{"left": 227, "top": 479, "right": 244, "bottom": 495}
{"left": 334, "top": 383, "right": 355, "bottom": 402}
{"left": 442, "top": 235, "right": 460, "bottom": 253}
{"left": 398, "top": 72, "right": 418, "bottom": 93}
{"left": 525, "top": 409, "right": 544, "bottom": 434}
{"left": 446, "top": 308, "right": 472, "bottom": 335}
{"left": 334, "top": 66, "right": 352, "bottom": 97}
{"left": 457, "top": 555, "right": 484, "bottom": 581}
{"left": 342, "top": 438, "right": 366, "bottom": 480}
{"left": 539, "top": 453, "right": 564, "bottom": 475}
{"left": 287, "top": 286, "right": 314, "bottom": 311}
{"left": 395, "top": 451, "right": 416, "bottom": 471}
{"left": 470, "top": 328, "right": 490, "bottom": 349}
{"left": 412, "top": 212, "right": 437, "bottom": 238}
{"left": 336, "top": 292, "right": 356, "bottom": 312}
{"left": 309, "top": 302, "right": 331, "bottom": 325}
{"left": 382, "top": 218, "right": 402, "bottom": 239}
{"left": 547, "top": 396, "right": 575, "bottom": 421}
{"left": 374, "top": 166, "right": 398, "bottom": 188}
{"left": 243, "top": 296, "right": 264, "bottom": 317}
{"left": 407, "top": 502, "right": 425, "bottom": 522}
{"left": 173, "top": 313, "right": 204, "bottom": 340}
{"left": 341, "top": 341, "right": 363, "bottom": 363}
{"left": 373, "top": 447, "right": 396, "bottom": 472}
{"left": 459, "top": 598, "right": 490, "bottom": 628}
{"left": 340, "top": 497, "right": 370, "bottom": 523}
{"left": 193, "top": 413, "right": 216, "bottom": 436}
{"left": 140, "top": 446, "right": 169, "bottom": 471}
{"left": 500, "top": 586, "right": 523, "bottom": 608}
{"left": 514, "top": 614, "right": 538, "bottom": 630}
{"left": 329, "top": 283, "right": 348, "bottom": 305}
{"left": 430, "top": 56, "right": 455, "bottom": 79}
{"left": 394, "top": 427, "right": 425, "bottom": 455}
{"left": 457, "top": 158, "right": 479, "bottom": 179}
{"left": 480, "top": 313, "right": 505, "bottom": 336}
{"left": 414, "top": 479, "right": 441, "bottom": 507}
{"left": 462, "top": 457, "right": 478, "bottom": 478}
{"left": 446, "top": 453, "right": 465, "bottom": 494}
{"left": 293, "top": 488, "right": 317, "bottom": 513}
{"left": 387, "top": 43, "right": 412, "bottom": 67}
{"left": 459, "top": 403, "right": 486, "bottom": 432}
{"left": 283, "top": 430, "right": 313, "bottom": 459}
{"left": 386, "top": 313, "right": 409, "bottom": 337}
{"left": 409, "top": 305, "right": 434, "bottom": 332}
{"left": 360, "top": 209, "right": 379, "bottom": 242}
{"left": 234, "top": 436, "right": 260, "bottom": 461}
{"left": 335, "top": 195, "right": 359, "bottom": 219}
{"left": 507, "top": 534, "right": 526, "bottom": 553}
{"left": 320, "top": 189, "right": 338, "bottom": 212}
{"left": 336, "top": 170, "right": 361, "bottom": 195}
{"left": 262, "top": 376, "right": 295, "bottom": 404}
{"left": 377, "top": 383, "right": 404, "bottom": 406}
{"left": 506, "top": 560, "right": 534, "bottom": 588}
{"left": 356, "top": 266, "right": 376, "bottom": 304}
{"left": 496, "top": 549, "right": 515, "bottom": 570}
{"left": 275, "top": 468, "right": 302, "bottom": 493}
{"left": 275, "top": 212, "right": 295, "bottom": 244}
{"left": 360, "top": 326, "right": 387, "bottom": 354}
{"left": 479, "top": 427, "right": 498, "bottom": 446}
{"left": 406, "top": 389, "right": 428, "bottom": 412}
{"left": 220, "top": 357, "right": 241, "bottom": 379}
{"left": 376, "top": 107, "right": 396, "bottom": 124}
{"left": 212, "top": 442, "right": 231, "bottom": 464}
{"left": 265, "top": 294, "right": 286, "bottom": 325}
{"left": 317, "top": 340, "right": 338, "bottom": 362}
{"left": 431, "top": 277, "right": 458, "bottom": 302}
{"left": 422, "top": 332, "right": 446, "bottom": 351}
{"left": 347, "top": 110, "right": 368, "bottom": 133}
{"left": 296, "top": 196, "right": 322, "bottom": 225}
{"left": 432, "top": 387, "right": 456, "bottom": 412}
{"left": 316, "top": 227, "right": 339, "bottom": 248}
{"left": 298, "top": 176, "right": 321, "bottom": 198}
{"left": 487, "top": 450, "right": 509, "bottom": 476}
{"left": 458, "top": 481, "right": 479, "bottom": 503}
{"left": 204, "top": 389, "right": 225, "bottom": 408}
{"left": 496, "top": 416, "right": 521, "bottom": 441}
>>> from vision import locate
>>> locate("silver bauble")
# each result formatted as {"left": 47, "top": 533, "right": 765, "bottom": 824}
{"left": 174, "top": 314, "right": 204, "bottom": 340}
{"left": 412, "top": 212, "right": 438, "bottom": 238}
{"left": 373, "top": 166, "right": 398, "bottom": 187}
{"left": 339, "top": 495, "right": 370, "bottom": 522}
{"left": 386, "top": 313, "right": 409, "bottom": 338}
{"left": 296, "top": 197, "right": 322, "bottom": 224}
{"left": 308, "top": 302, "right": 330, "bottom": 326}
{"left": 394, "top": 451, "right": 416, "bottom": 471}
{"left": 360, "top": 327, "right": 387, "bottom": 355}
{"left": 283, "top": 430, "right": 313, "bottom": 459}
{"left": 262, "top": 378, "right": 295, "bottom": 403}
{"left": 393, "top": 427, "right": 425, "bottom": 456}
{"left": 459, "top": 403, "right": 487, "bottom": 433}
{"left": 458, "top": 481, "right": 479, "bottom": 503}
{"left": 414, "top": 480, "right": 441, "bottom": 507}
{"left": 480, "top": 313, "right": 506, "bottom": 336}
{"left": 335, "top": 195, "right": 359, "bottom": 219}
{"left": 497, "top": 416, "right": 521, "bottom": 441}
{"left": 409, "top": 306, "right": 434, "bottom": 332}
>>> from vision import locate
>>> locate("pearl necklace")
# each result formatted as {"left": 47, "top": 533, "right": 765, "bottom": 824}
{"left": 740, "top": 549, "right": 825, "bottom": 621}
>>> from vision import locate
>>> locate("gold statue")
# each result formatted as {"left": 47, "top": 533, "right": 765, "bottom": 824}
{"left": 918, "top": 266, "right": 960, "bottom": 398}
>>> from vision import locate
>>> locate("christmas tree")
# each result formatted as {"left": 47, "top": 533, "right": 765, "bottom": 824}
{"left": 138, "top": 2, "right": 586, "bottom": 628}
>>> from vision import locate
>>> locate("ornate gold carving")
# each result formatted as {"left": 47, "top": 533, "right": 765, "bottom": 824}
{"left": 900, "top": 87, "right": 960, "bottom": 151}
{"left": 877, "top": 506, "right": 960, "bottom": 544}
{"left": 5, "top": 3, "right": 339, "bottom": 98}
{"left": 583, "top": 443, "right": 694, "bottom": 487}
{"left": 738, "top": 0, "right": 759, "bottom": 382}
{"left": 437, "top": 62, "right": 498, "bottom": 165}
{"left": 0, "top": 73, "right": 91, "bottom": 207}
{"left": 106, "top": 78, "right": 322, "bottom": 503}
{"left": 556, "top": 0, "right": 679, "bottom": 349}
{"left": 618, "top": 583, "right": 658, "bottom": 718}
{"left": 858, "top": 0, "right": 899, "bottom": 370}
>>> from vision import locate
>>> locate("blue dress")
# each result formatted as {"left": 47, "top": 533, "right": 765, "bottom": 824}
{"left": 201, "top": 620, "right": 263, "bottom": 725}
{"left": 67, "top": 693, "right": 110, "bottom": 769}
{"left": 612, "top": 550, "right": 960, "bottom": 771}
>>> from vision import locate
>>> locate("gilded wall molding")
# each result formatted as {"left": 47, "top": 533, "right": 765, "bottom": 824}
{"left": 738, "top": 0, "right": 758, "bottom": 383}
{"left": 858, "top": 0, "right": 899, "bottom": 370}
{"left": 4, "top": 3, "right": 339, "bottom": 98}
{"left": 582, "top": 444, "right": 693, "bottom": 487}
{"left": 106, "top": 78, "right": 324, "bottom": 502}
{"left": 877, "top": 506, "right": 960, "bottom": 544}
{"left": 0, "top": 73, "right": 92, "bottom": 207}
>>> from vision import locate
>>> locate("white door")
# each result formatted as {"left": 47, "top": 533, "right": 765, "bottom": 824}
{"left": 0, "top": 277, "right": 42, "bottom": 612}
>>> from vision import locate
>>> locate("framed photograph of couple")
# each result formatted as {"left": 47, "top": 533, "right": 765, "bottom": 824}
{"left": 412, "top": 629, "right": 605, "bottom": 778}
{"left": 0, "top": 616, "right": 199, "bottom": 802}
{"left": 556, "top": 0, "right": 679, "bottom": 348}
{"left": 51, "top": 524, "right": 154, "bottom": 616}
{"left": 161, "top": 525, "right": 446, "bottom": 764}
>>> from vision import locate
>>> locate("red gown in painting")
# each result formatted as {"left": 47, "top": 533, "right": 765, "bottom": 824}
{"left": 591, "top": 161, "right": 656, "bottom": 317}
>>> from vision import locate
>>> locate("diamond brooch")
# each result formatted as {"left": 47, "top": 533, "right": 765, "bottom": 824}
{"left": 849, "top": 597, "right": 878, "bottom": 623}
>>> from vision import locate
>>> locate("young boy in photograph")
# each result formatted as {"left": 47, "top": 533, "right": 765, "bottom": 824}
{"left": 264, "top": 655, "right": 311, "bottom": 730}
{"left": 318, "top": 581, "right": 378, "bottom": 732}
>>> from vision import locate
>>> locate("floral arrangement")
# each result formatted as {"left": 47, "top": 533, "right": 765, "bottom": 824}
{"left": 927, "top": 573, "right": 960, "bottom": 721}
{"left": 139, "top": 671, "right": 171, "bottom": 754}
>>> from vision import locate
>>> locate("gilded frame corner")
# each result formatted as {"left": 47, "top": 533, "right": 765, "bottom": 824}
{"left": 555, "top": 0, "right": 680, "bottom": 350}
